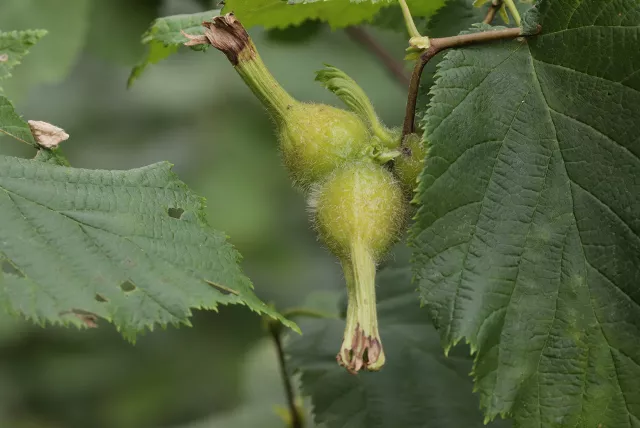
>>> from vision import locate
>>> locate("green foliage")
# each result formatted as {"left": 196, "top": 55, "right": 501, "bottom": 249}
{"left": 0, "top": 28, "right": 296, "bottom": 335}
{"left": 0, "top": 96, "right": 36, "bottom": 146}
{"left": 0, "top": 0, "right": 91, "bottom": 98}
{"left": 411, "top": 0, "right": 640, "bottom": 426}
{"left": 265, "top": 20, "right": 324, "bottom": 44}
{"left": 1, "top": 0, "right": 638, "bottom": 426}
{"left": 416, "top": 0, "right": 534, "bottom": 113}
{"left": 0, "top": 29, "right": 45, "bottom": 146}
{"left": 0, "top": 156, "right": 296, "bottom": 338}
{"left": 128, "top": 10, "right": 218, "bottom": 87}
{"left": 128, "top": 0, "right": 449, "bottom": 85}
{"left": 287, "top": 245, "right": 510, "bottom": 427}
{"left": 223, "top": 0, "right": 446, "bottom": 29}
{"left": 223, "top": 0, "right": 382, "bottom": 30}
{"left": 0, "top": 29, "right": 46, "bottom": 82}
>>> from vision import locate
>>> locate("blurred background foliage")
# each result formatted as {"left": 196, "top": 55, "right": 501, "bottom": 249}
{"left": 0, "top": 0, "right": 413, "bottom": 426}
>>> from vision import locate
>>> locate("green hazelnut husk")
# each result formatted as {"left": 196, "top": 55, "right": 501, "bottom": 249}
{"left": 191, "top": 15, "right": 411, "bottom": 373}
{"left": 310, "top": 160, "right": 405, "bottom": 372}
{"left": 278, "top": 103, "right": 370, "bottom": 189}
{"left": 394, "top": 133, "right": 427, "bottom": 197}
{"left": 197, "top": 14, "right": 372, "bottom": 190}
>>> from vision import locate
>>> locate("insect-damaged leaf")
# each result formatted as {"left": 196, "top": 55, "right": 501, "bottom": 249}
{"left": 0, "top": 157, "right": 297, "bottom": 339}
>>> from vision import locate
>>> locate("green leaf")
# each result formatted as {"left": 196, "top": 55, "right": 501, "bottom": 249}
{"left": 0, "top": 29, "right": 45, "bottom": 146}
{"left": 0, "top": 0, "right": 91, "bottom": 99}
{"left": 128, "top": 10, "right": 218, "bottom": 87}
{"left": 33, "top": 148, "right": 70, "bottom": 166}
{"left": 0, "top": 96, "right": 36, "bottom": 146}
{"left": 265, "top": 19, "right": 324, "bottom": 44}
{"left": 0, "top": 29, "right": 47, "bottom": 83}
{"left": 0, "top": 156, "right": 297, "bottom": 339}
{"left": 129, "top": 1, "right": 448, "bottom": 85}
{"left": 411, "top": 1, "right": 640, "bottom": 426}
{"left": 286, "top": 245, "right": 509, "bottom": 428}
{"left": 417, "top": 0, "right": 534, "bottom": 117}
{"left": 416, "top": 0, "right": 487, "bottom": 118}
{"left": 222, "top": 0, "right": 446, "bottom": 30}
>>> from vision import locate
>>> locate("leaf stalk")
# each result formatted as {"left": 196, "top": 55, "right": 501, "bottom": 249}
{"left": 402, "top": 25, "right": 539, "bottom": 140}
{"left": 503, "top": 0, "right": 521, "bottom": 26}
{"left": 398, "top": 0, "right": 422, "bottom": 39}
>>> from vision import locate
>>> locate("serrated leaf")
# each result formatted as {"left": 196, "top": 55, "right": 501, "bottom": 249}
{"left": 222, "top": 0, "right": 446, "bottom": 30}
{"left": 0, "top": 29, "right": 46, "bottom": 83}
{"left": 416, "top": 0, "right": 487, "bottom": 117}
{"left": 0, "top": 0, "right": 91, "bottom": 99}
{"left": 0, "top": 96, "right": 36, "bottom": 145}
{"left": 417, "top": 0, "right": 534, "bottom": 117}
{"left": 129, "top": 1, "right": 447, "bottom": 84}
{"left": 0, "top": 156, "right": 297, "bottom": 339}
{"left": 128, "top": 10, "right": 218, "bottom": 87}
{"left": 286, "top": 245, "right": 510, "bottom": 428}
{"left": 0, "top": 29, "right": 44, "bottom": 146}
{"left": 411, "top": 1, "right": 640, "bottom": 426}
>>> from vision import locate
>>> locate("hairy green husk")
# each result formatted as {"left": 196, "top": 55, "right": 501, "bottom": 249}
{"left": 395, "top": 133, "right": 427, "bottom": 197}
{"left": 232, "top": 42, "right": 371, "bottom": 189}
{"left": 278, "top": 103, "right": 371, "bottom": 189}
{"left": 201, "top": 15, "right": 411, "bottom": 373}
{"left": 311, "top": 161, "right": 405, "bottom": 372}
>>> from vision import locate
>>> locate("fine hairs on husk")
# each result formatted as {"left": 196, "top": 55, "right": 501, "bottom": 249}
{"left": 189, "top": 14, "right": 415, "bottom": 373}
{"left": 279, "top": 103, "right": 371, "bottom": 190}
{"left": 309, "top": 160, "right": 405, "bottom": 372}
{"left": 395, "top": 133, "right": 428, "bottom": 198}
{"left": 308, "top": 160, "right": 405, "bottom": 261}
{"left": 188, "top": 15, "right": 374, "bottom": 192}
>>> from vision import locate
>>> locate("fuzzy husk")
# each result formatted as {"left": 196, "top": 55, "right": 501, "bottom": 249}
{"left": 309, "top": 161, "right": 405, "bottom": 372}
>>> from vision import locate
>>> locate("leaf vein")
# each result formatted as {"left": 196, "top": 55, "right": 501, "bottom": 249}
{"left": 532, "top": 57, "right": 640, "bottom": 97}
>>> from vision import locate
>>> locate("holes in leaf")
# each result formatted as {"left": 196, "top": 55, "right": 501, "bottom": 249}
{"left": 168, "top": 207, "right": 185, "bottom": 219}
{"left": 95, "top": 293, "right": 108, "bottom": 303}
{"left": 120, "top": 281, "right": 136, "bottom": 293}
{"left": 2, "top": 260, "right": 24, "bottom": 277}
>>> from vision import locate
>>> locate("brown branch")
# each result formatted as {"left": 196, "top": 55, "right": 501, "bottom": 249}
{"left": 345, "top": 26, "right": 411, "bottom": 87}
{"left": 483, "top": 0, "right": 504, "bottom": 25}
{"left": 402, "top": 26, "right": 539, "bottom": 140}
{"left": 268, "top": 321, "right": 304, "bottom": 428}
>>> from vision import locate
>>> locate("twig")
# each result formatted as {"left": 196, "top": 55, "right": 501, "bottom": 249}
{"left": 268, "top": 321, "right": 304, "bottom": 428}
{"left": 345, "top": 27, "right": 410, "bottom": 87}
{"left": 402, "top": 26, "right": 539, "bottom": 140}
{"left": 483, "top": 0, "right": 504, "bottom": 25}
